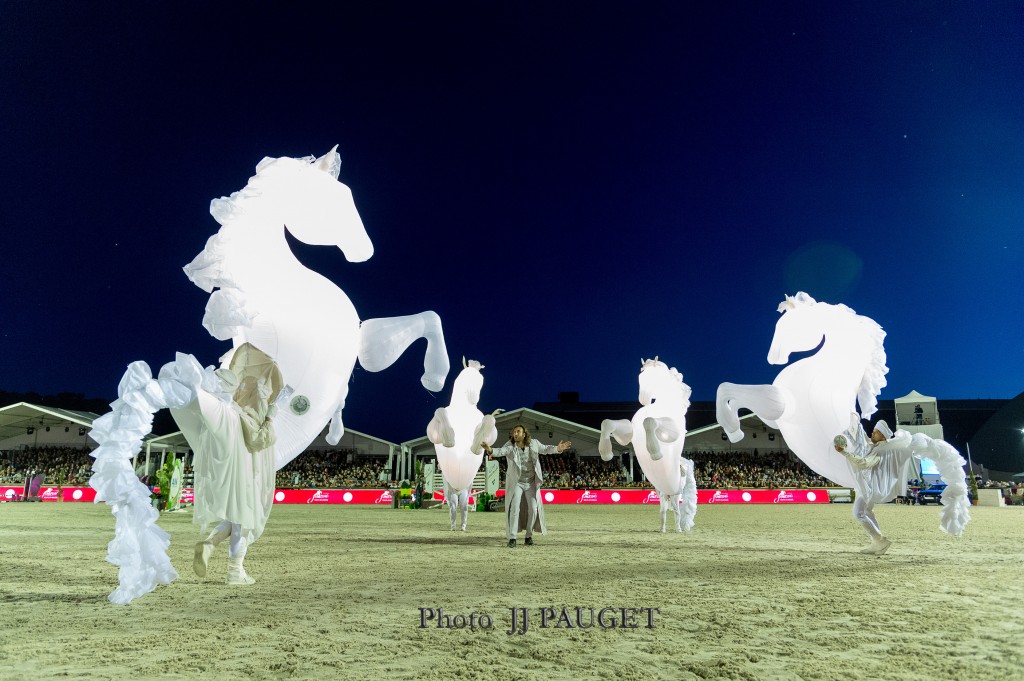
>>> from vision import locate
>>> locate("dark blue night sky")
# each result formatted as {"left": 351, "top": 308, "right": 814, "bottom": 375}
{"left": 1, "top": 2, "right": 1021, "bottom": 441}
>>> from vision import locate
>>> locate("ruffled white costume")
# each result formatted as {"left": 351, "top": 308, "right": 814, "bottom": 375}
{"left": 836, "top": 412, "right": 970, "bottom": 554}
{"left": 165, "top": 343, "right": 281, "bottom": 585}
{"left": 88, "top": 360, "right": 198, "bottom": 604}
{"left": 170, "top": 375, "right": 276, "bottom": 545}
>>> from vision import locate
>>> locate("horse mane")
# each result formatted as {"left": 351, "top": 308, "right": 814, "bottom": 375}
{"left": 210, "top": 151, "right": 338, "bottom": 227}
{"left": 641, "top": 358, "right": 692, "bottom": 410}
{"left": 778, "top": 293, "right": 888, "bottom": 417}
{"left": 843, "top": 303, "right": 888, "bottom": 419}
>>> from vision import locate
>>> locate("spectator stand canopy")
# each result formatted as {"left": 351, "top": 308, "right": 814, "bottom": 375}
{"left": 0, "top": 402, "right": 101, "bottom": 449}
{"left": 402, "top": 407, "right": 605, "bottom": 487}
{"left": 684, "top": 413, "right": 786, "bottom": 452}
{"left": 0, "top": 402, "right": 190, "bottom": 474}
{"left": 404, "top": 407, "right": 602, "bottom": 460}
{"left": 282, "top": 425, "right": 401, "bottom": 478}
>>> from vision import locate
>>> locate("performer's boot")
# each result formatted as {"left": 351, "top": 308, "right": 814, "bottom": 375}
{"left": 857, "top": 520, "right": 890, "bottom": 555}
{"left": 193, "top": 524, "right": 230, "bottom": 578}
{"left": 226, "top": 528, "right": 255, "bottom": 584}
{"left": 868, "top": 536, "right": 892, "bottom": 555}
{"left": 226, "top": 556, "right": 256, "bottom": 585}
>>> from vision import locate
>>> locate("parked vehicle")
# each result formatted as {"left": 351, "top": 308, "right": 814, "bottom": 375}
{"left": 917, "top": 482, "right": 947, "bottom": 505}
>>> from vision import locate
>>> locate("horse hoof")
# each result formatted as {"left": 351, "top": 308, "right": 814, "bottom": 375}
{"left": 726, "top": 429, "right": 745, "bottom": 444}
{"left": 421, "top": 373, "right": 445, "bottom": 392}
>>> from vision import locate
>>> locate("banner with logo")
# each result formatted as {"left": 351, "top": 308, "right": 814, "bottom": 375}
{"left": 532, "top": 489, "right": 829, "bottom": 504}
{"left": 1, "top": 485, "right": 23, "bottom": 501}
{"left": 15, "top": 486, "right": 830, "bottom": 505}
{"left": 271, "top": 489, "right": 396, "bottom": 504}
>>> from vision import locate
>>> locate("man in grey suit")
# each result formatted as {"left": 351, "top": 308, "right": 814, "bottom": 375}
{"left": 483, "top": 424, "right": 571, "bottom": 547}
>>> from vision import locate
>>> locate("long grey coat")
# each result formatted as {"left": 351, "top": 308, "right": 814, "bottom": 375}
{"left": 491, "top": 440, "right": 558, "bottom": 536}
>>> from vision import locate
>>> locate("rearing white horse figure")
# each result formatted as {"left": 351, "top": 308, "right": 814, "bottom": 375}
{"left": 426, "top": 359, "right": 499, "bottom": 531}
{"left": 88, "top": 147, "right": 450, "bottom": 604}
{"left": 716, "top": 292, "right": 887, "bottom": 490}
{"left": 599, "top": 358, "right": 697, "bottom": 532}
{"left": 184, "top": 146, "right": 450, "bottom": 469}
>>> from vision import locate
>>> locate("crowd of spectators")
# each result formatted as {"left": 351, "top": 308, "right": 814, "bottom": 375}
{"left": 689, "top": 449, "right": 833, "bottom": 489}
{"left": 0, "top": 446, "right": 93, "bottom": 485}
{"left": 485, "top": 449, "right": 829, "bottom": 489}
{"left": 980, "top": 478, "right": 1024, "bottom": 505}
{"left": 502, "top": 451, "right": 630, "bottom": 489}
{"left": 18, "top": 445, "right": 1019, "bottom": 495}
{"left": 275, "top": 449, "right": 386, "bottom": 489}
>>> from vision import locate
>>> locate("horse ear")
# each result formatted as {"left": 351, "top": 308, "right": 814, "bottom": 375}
{"left": 462, "top": 356, "right": 467, "bottom": 369}
{"left": 654, "top": 355, "right": 658, "bottom": 363}
{"left": 314, "top": 145, "right": 341, "bottom": 180}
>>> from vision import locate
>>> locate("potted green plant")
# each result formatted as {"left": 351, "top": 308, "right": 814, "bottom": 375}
{"left": 153, "top": 458, "right": 175, "bottom": 511}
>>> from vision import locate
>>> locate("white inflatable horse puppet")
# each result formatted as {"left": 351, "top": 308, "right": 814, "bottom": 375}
{"left": 599, "top": 358, "right": 697, "bottom": 533}
{"left": 716, "top": 292, "right": 969, "bottom": 549}
{"left": 426, "top": 359, "right": 500, "bottom": 531}
{"left": 182, "top": 145, "right": 449, "bottom": 467}
{"left": 89, "top": 147, "right": 450, "bottom": 603}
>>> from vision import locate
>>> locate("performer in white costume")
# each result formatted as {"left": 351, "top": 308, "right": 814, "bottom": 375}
{"left": 834, "top": 413, "right": 969, "bottom": 555}
{"left": 483, "top": 425, "right": 570, "bottom": 548}
{"left": 834, "top": 417, "right": 915, "bottom": 555}
{"left": 171, "top": 343, "right": 282, "bottom": 585}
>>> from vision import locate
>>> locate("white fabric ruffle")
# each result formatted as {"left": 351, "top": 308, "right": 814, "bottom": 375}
{"left": 679, "top": 458, "right": 698, "bottom": 532}
{"left": 161, "top": 353, "right": 276, "bottom": 546}
{"left": 911, "top": 433, "right": 971, "bottom": 537}
{"left": 88, "top": 358, "right": 201, "bottom": 604}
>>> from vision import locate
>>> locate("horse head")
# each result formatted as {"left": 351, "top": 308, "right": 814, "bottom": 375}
{"left": 450, "top": 357, "right": 484, "bottom": 407}
{"left": 211, "top": 145, "right": 373, "bottom": 263}
{"left": 638, "top": 357, "right": 680, "bottom": 406}
{"left": 768, "top": 292, "right": 827, "bottom": 365}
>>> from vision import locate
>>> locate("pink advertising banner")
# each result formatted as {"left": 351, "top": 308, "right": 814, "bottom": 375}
{"left": 2, "top": 485, "right": 830, "bottom": 505}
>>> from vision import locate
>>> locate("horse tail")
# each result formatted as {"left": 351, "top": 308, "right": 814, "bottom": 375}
{"left": 679, "top": 457, "right": 698, "bottom": 532}
{"left": 912, "top": 433, "right": 971, "bottom": 536}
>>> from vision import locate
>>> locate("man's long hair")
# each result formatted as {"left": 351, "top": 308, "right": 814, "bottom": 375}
{"left": 509, "top": 424, "right": 531, "bottom": 447}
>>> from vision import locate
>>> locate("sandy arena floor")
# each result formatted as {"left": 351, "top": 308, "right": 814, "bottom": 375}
{"left": 1, "top": 501, "right": 1021, "bottom": 680}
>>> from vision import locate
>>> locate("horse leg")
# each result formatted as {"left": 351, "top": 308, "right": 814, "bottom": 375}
{"left": 459, "top": 489, "right": 469, "bottom": 530}
{"left": 715, "top": 383, "right": 787, "bottom": 443}
{"left": 659, "top": 495, "right": 668, "bottom": 533}
{"left": 427, "top": 408, "right": 456, "bottom": 448}
{"left": 326, "top": 401, "right": 346, "bottom": 445}
{"left": 445, "top": 482, "right": 458, "bottom": 530}
{"left": 599, "top": 419, "right": 633, "bottom": 461}
{"left": 671, "top": 494, "right": 683, "bottom": 532}
{"left": 358, "top": 311, "right": 450, "bottom": 392}
{"left": 472, "top": 414, "right": 498, "bottom": 454}
{"left": 642, "top": 416, "right": 682, "bottom": 462}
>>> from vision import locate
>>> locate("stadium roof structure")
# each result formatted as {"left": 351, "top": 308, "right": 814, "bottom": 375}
{"left": 0, "top": 401, "right": 191, "bottom": 453}
{"left": 303, "top": 426, "right": 400, "bottom": 452}
{"left": 0, "top": 402, "right": 100, "bottom": 441}
{"left": 403, "top": 407, "right": 604, "bottom": 458}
